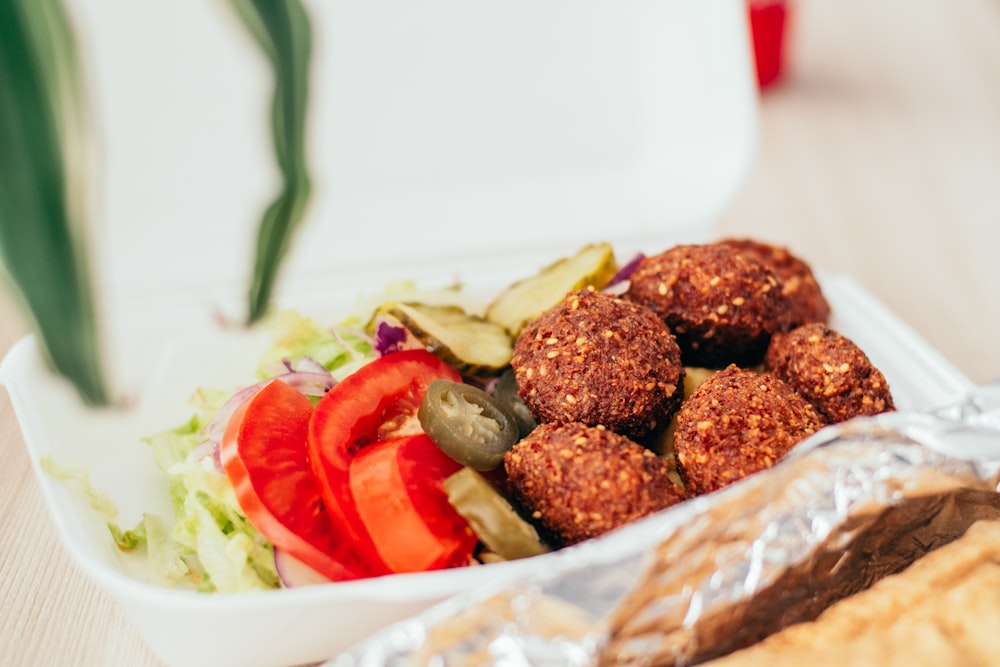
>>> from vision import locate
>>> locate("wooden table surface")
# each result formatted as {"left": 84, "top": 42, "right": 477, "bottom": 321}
{"left": 3, "top": 1, "right": 1000, "bottom": 665}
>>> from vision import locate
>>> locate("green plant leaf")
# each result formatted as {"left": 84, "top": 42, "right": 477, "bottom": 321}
{"left": 0, "top": 0, "right": 109, "bottom": 405}
{"left": 228, "top": 0, "right": 314, "bottom": 325}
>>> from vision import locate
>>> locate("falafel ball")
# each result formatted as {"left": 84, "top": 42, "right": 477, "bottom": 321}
{"left": 718, "top": 237, "right": 831, "bottom": 328}
{"left": 624, "top": 243, "right": 787, "bottom": 368}
{"left": 512, "top": 288, "right": 685, "bottom": 440}
{"left": 503, "top": 421, "right": 686, "bottom": 546}
{"left": 765, "top": 322, "right": 895, "bottom": 424}
{"left": 673, "top": 365, "right": 824, "bottom": 495}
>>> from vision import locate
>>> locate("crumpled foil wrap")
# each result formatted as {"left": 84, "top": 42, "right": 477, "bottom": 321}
{"left": 330, "top": 381, "right": 1000, "bottom": 667}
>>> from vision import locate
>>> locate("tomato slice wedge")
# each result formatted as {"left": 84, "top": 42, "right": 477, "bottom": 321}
{"left": 307, "top": 349, "right": 462, "bottom": 574}
{"left": 220, "top": 379, "right": 374, "bottom": 581}
{"left": 349, "top": 434, "right": 476, "bottom": 573}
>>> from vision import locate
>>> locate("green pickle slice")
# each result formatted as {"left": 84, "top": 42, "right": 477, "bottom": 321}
{"left": 373, "top": 301, "right": 513, "bottom": 376}
{"left": 485, "top": 242, "right": 618, "bottom": 336}
{"left": 443, "top": 468, "right": 550, "bottom": 561}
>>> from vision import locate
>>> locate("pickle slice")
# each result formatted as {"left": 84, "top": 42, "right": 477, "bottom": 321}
{"left": 443, "top": 468, "right": 550, "bottom": 561}
{"left": 373, "top": 301, "right": 513, "bottom": 376}
{"left": 485, "top": 242, "right": 618, "bottom": 336}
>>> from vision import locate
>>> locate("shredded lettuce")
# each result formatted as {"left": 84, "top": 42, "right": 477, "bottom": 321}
{"left": 258, "top": 308, "right": 374, "bottom": 376}
{"left": 134, "top": 388, "right": 276, "bottom": 590}
{"left": 109, "top": 513, "right": 192, "bottom": 587}
{"left": 39, "top": 455, "right": 197, "bottom": 587}
{"left": 179, "top": 490, "right": 277, "bottom": 592}
{"left": 40, "top": 453, "right": 119, "bottom": 521}
{"left": 142, "top": 512, "right": 192, "bottom": 586}
{"left": 145, "top": 414, "right": 203, "bottom": 474}
{"left": 108, "top": 520, "right": 145, "bottom": 550}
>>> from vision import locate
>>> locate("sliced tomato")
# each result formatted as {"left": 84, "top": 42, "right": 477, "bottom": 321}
{"left": 349, "top": 434, "right": 476, "bottom": 573}
{"left": 220, "top": 379, "right": 374, "bottom": 581}
{"left": 307, "top": 349, "right": 462, "bottom": 574}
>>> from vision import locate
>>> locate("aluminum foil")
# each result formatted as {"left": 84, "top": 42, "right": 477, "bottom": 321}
{"left": 329, "top": 381, "right": 1000, "bottom": 667}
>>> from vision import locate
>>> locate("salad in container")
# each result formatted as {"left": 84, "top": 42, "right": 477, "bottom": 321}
{"left": 1, "top": 236, "right": 976, "bottom": 667}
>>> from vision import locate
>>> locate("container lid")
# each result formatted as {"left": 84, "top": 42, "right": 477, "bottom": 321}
{"left": 70, "top": 0, "right": 757, "bottom": 342}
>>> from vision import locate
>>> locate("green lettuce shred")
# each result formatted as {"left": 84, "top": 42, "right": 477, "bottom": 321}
{"left": 149, "top": 405, "right": 280, "bottom": 592}
{"left": 40, "top": 453, "right": 119, "bottom": 521}
{"left": 39, "top": 455, "right": 197, "bottom": 587}
{"left": 108, "top": 520, "right": 145, "bottom": 550}
{"left": 109, "top": 513, "right": 192, "bottom": 587}
{"left": 180, "top": 490, "right": 277, "bottom": 592}
{"left": 257, "top": 308, "right": 374, "bottom": 376}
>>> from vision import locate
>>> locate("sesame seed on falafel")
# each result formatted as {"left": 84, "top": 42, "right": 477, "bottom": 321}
{"left": 717, "top": 237, "right": 831, "bottom": 329}
{"left": 503, "top": 422, "right": 686, "bottom": 546}
{"left": 765, "top": 322, "right": 895, "bottom": 424}
{"left": 624, "top": 243, "right": 787, "bottom": 368}
{"left": 511, "top": 288, "right": 685, "bottom": 440}
{"left": 673, "top": 365, "right": 824, "bottom": 495}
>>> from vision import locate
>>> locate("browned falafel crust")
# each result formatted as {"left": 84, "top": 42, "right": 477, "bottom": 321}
{"left": 765, "top": 323, "right": 895, "bottom": 424}
{"left": 717, "top": 237, "right": 831, "bottom": 328}
{"left": 511, "top": 288, "right": 685, "bottom": 440}
{"left": 673, "top": 365, "right": 824, "bottom": 495}
{"left": 503, "top": 422, "right": 686, "bottom": 546}
{"left": 624, "top": 243, "right": 787, "bottom": 369}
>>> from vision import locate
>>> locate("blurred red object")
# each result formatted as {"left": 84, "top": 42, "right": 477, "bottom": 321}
{"left": 749, "top": 0, "right": 789, "bottom": 89}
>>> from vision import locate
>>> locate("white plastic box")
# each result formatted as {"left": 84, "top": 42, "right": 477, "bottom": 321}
{"left": 0, "top": 1, "right": 975, "bottom": 666}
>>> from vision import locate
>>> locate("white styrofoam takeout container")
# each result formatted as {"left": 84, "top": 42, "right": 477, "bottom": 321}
{"left": 0, "top": 1, "right": 976, "bottom": 666}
